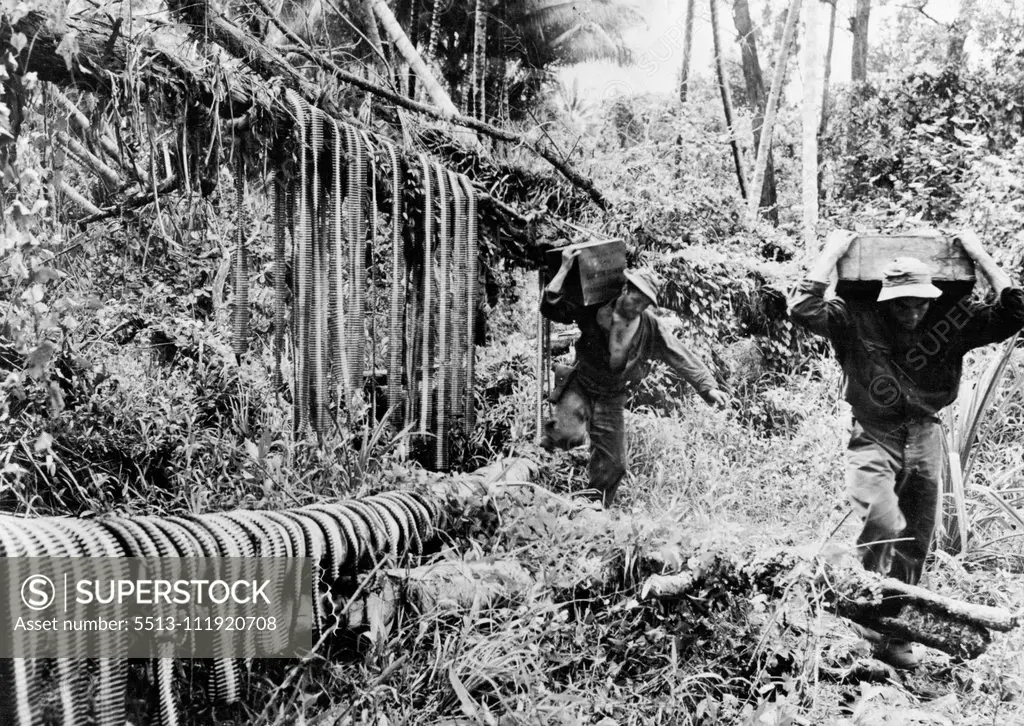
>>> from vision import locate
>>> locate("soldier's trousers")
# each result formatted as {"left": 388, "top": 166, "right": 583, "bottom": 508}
{"left": 585, "top": 393, "right": 628, "bottom": 507}
{"left": 845, "top": 417, "right": 942, "bottom": 586}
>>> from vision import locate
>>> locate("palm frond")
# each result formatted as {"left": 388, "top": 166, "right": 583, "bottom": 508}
{"left": 510, "top": 0, "right": 644, "bottom": 66}
{"left": 955, "top": 332, "right": 1019, "bottom": 470}
{"left": 984, "top": 488, "right": 1024, "bottom": 531}
{"left": 940, "top": 332, "right": 1023, "bottom": 555}
{"left": 947, "top": 448, "right": 969, "bottom": 553}
{"left": 518, "top": 0, "right": 643, "bottom": 27}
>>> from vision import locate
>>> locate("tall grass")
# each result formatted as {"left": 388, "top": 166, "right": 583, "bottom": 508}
{"left": 939, "top": 334, "right": 1024, "bottom": 558}
{"left": 625, "top": 358, "right": 846, "bottom": 541}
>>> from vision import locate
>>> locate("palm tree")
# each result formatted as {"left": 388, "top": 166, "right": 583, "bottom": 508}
{"left": 510, "top": 0, "right": 642, "bottom": 67}
{"left": 257, "top": 0, "right": 644, "bottom": 122}
{"left": 422, "top": 0, "right": 643, "bottom": 119}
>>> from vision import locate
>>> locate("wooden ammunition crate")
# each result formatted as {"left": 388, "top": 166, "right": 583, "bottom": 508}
{"left": 838, "top": 234, "right": 975, "bottom": 282}
{"left": 545, "top": 239, "right": 627, "bottom": 306}
{"left": 836, "top": 234, "right": 976, "bottom": 301}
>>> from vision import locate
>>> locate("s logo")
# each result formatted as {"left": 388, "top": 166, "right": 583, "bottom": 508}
{"left": 21, "top": 574, "right": 56, "bottom": 611}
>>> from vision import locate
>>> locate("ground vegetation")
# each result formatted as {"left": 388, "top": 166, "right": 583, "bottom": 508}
{"left": 2, "top": 0, "right": 1024, "bottom": 723}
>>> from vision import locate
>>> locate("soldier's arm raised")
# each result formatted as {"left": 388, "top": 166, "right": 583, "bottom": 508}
{"left": 956, "top": 230, "right": 1012, "bottom": 295}
{"left": 807, "top": 230, "right": 857, "bottom": 284}
{"left": 547, "top": 247, "right": 581, "bottom": 294}
{"left": 789, "top": 230, "right": 855, "bottom": 340}
{"left": 955, "top": 231, "right": 1024, "bottom": 350}
{"left": 541, "top": 247, "right": 584, "bottom": 324}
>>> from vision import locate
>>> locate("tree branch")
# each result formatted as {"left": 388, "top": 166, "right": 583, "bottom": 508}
{"left": 896, "top": 2, "right": 943, "bottom": 25}
{"left": 11, "top": 5, "right": 554, "bottom": 255}
{"left": 60, "top": 180, "right": 102, "bottom": 215}
{"left": 57, "top": 131, "right": 121, "bottom": 187}
{"left": 74, "top": 175, "right": 181, "bottom": 226}
{"left": 242, "top": 0, "right": 609, "bottom": 209}
{"left": 49, "top": 85, "right": 147, "bottom": 182}
{"left": 368, "top": 0, "right": 458, "bottom": 116}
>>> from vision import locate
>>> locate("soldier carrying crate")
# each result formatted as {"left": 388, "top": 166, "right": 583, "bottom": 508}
{"left": 790, "top": 229, "right": 1024, "bottom": 669}
{"left": 540, "top": 245, "right": 729, "bottom": 508}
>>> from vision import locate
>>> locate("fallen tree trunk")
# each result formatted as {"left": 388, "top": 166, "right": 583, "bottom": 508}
{"left": 843, "top": 573, "right": 1017, "bottom": 632}
{"left": 640, "top": 551, "right": 1013, "bottom": 659}
{"left": 638, "top": 537, "right": 1018, "bottom": 635}
{"left": 8, "top": 11, "right": 255, "bottom": 106}
{"left": 426, "top": 468, "right": 1019, "bottom": 661}
{"left": 230, "top": 1, "right": 608, "bottom": 209}
{"left": 345, "top": 531, "right": 1011, "bottom": 661}
{"left": 368, "top": 0, "right": 458, "bottom": 117}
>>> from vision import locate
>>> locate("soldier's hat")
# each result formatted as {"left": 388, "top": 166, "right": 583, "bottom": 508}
{"left": 623, "top": 268, "right": 663, "bottom": 307}
{"left": 877, "top": 257, "right": 943, "bottom": 302}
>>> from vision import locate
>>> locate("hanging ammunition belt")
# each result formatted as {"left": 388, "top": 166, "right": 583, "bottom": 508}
{"left": 285, "top": 90, "right": 313, "bottom": 434}
{"left": 386, "top": 141, "right": 406, "bottom": 430}
{"left": 418, "top": 154, "right": 434, "bottom": 436}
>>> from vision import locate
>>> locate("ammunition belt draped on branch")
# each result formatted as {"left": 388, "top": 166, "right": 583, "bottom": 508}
{"left": 449, "top": 172, "right": 466, "bottom": 433}
{"left": 330, "top": 119, "right": 353, "bottom": 410}
{"left": 346, "top": 125, "right": 368, "bottom": 405}
{"left": 462, "top": 175, "right": 479, "bottom": 428}
{"left": 0, "top": 492, "right": 444, "bottom": 726}
{"left": 365, "top": 131, "right": 380, "bottom": 412}
{"left": 233, "top": 91, "right": 483, "bottom": 466}
{"left": 310, "top": 109, "right": 328, "bottom": 434}
{"left": 418, "top": 154, "right": 435, "bottom": 438}
{"left": 286, "top": 91, "right": 313, "bottom": 433}
{"left": 387, "top": 142, "right": 406, "bottom": 429}
{"left": 435, "top": 163, "right": 451, "bottom": 470}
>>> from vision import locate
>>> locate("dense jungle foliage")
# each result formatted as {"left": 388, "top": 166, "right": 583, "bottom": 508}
{"left": 3, "top": 0, "right": 1024, "bottom": 724}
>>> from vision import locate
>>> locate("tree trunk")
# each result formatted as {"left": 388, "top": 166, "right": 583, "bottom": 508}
{"left": 396, "top": 0, "right": 416, "bottom": 99}
{"left": 639, "top": 550, "right": 1016, "bottom": 660}
{"left": 470, "top": 0, "right": 487, "bottom": 119}
{"left": 768, "top": 0, "right": 786, "bottom": 46}
{"left": 800, "top": 0, "right": 822, "bottom": 249}
{"left": 370, "top": 0, "right": 459, "bottom": 117}
{"left": 358, "top": 0, "right": 389, "bottom": 90}
{"left": 426, "top": 0, "right": 443, "bottom": 63}
{"left": 710, "top": 0, "right": 748, "bottom": 201}
{"left": 748, "top": 0, "right": 801, "bottom": 224}
{"left": 850, "top": 0, "right": 870, "bottom": 83}
{"left": 677, "top": 0, "right": 696, "bottom": 103}
{"left": 818, "top": 0, "right": 837, "bottom": 136}
{"left": 0, "top": 69, "right": 25, "bottom": 210}
{"left": 946, "top": 0, "right": 977, "bottom": 67}
{"left": 495, "top": 5, "right": 509, "bottom": 125}
{"left": 732, "top": 0, "right": 777, "bottom": 223}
